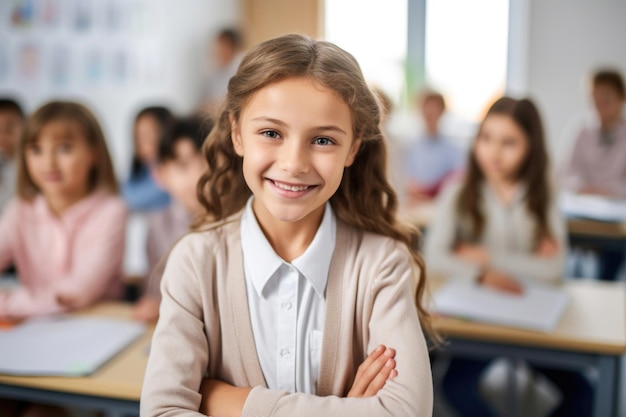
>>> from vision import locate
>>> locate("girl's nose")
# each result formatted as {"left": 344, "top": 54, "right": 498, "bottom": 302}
{"left": 279, "top": 140, "right": 310, "bottom": 175}
{"left": 42, "top": 149, "right": 57, "bottom": 170}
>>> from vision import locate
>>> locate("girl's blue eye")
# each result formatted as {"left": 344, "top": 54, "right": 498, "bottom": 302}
{"left": 59, "top": 143, "right": 73, "bottom": 153}
{"left": 314, "top": 137, "right": 333, "bottom": 146}
{"left": 261, "top": 130, "right": 280, "bottom": 139}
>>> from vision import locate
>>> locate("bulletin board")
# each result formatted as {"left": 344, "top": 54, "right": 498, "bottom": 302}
{"left": 0, "top": 0, "right": 164, "bottom": 101}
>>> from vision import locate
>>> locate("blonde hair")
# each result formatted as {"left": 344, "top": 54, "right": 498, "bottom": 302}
{"left": 197, "top": 34, "right": 436, "bottom": 343}
{"left": 17, "top": 101, "right": 118, "bottom": 200}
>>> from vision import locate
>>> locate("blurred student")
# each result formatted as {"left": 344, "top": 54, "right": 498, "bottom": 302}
{"left": 404, "top": 90, "right": 464, "bottom": 203}
{"left": 563, "top": 69, "right": 626, "bottom": 197}
{"left": 199, "top": 28, "right": 244, "bottom": 114}
{"left": 562, "top": 69, "right": 626, "bottom": 281}
{"left": 121, "top": 106, "right": 173, "bottom": 212}
{"left": 133, "top": 116, "right": 211, "bottom": 322}
{"left": 426, "top": 97, "right": 591, "bottom": 417}
{"left": 0, "top": 101, "right": 126, "bottom": 319}
{"left": 0, "top": 98, "right": 25, "bottom": 210}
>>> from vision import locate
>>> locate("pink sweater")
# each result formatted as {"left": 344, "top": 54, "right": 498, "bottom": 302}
{"left": 0, "top": 192, "right": 127, "bottom": 319}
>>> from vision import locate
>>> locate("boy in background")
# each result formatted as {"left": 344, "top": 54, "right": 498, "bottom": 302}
{"left": 404, "top": 90, "right": 464, "bottom": 203}
{"left": 563, "top": 69, "right": 626, "bottom": 281}
{"left": 0, "top": 98, "right": 25, "bottom": 210}
{"left": 133, "top": 116, "right": 212, "bottom": 322}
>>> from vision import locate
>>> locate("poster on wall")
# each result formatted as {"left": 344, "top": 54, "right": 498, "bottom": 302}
{"left": 1, "top": 0, "right": 162, "bottom": 94}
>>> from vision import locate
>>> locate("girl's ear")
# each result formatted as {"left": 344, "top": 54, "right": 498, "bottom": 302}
{"left": 344, "top": 139, "right": 362, "bottom": 167}
{"left": 230, "top": 115, "right": 244, "bottom": 156}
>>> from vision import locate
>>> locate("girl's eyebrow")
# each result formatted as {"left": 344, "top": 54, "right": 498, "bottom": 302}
{"left": 251, "top": 116, "right": 288, "bottom": 127}
{"left": 250, "top": 116, "right": 347, "bottom": 135}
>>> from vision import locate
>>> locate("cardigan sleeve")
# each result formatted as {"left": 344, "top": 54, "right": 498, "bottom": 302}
{"left": 140, "top": 236, "right": 209, "bottom": 416}
{"left": 488, "top": 194, "right": 567, "bottom": 285}
{"left": 423, "top": 183, "right": 482, "bottom": 282}
{"left": 241, "top": 240, "right": 433, "bottom": 417}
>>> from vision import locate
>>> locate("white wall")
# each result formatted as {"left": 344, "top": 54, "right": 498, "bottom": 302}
{"left": 524, "top": 0, "right": 626, "bottom": 164}
{"left": 0, "top": 0, "right": 240, "bottom": 179}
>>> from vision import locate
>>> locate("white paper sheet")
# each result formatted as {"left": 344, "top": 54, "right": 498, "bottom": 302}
{"left": 561, "top": 193, "right": 626, "bottom": 223}
{"left": 0, "top": 316, "right": 146, "bottom": 376}
{"left": 432, "top": 281, "right": 569, "bottom": 332}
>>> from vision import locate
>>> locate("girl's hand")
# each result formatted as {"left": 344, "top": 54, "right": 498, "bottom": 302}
{"left": 479, "top": 270, "right": 524, "bottom": 295}
{"left": 132, "top": 296, "right": 161, "bottom": 323}
{"left": 579, "top": 186, "right": 611, "bottom": 197}
{"left": 536, "top": 237, "right": 559, "bottom": 257}
{"left": 347, "top": 345, "right": 397, "bottom": 398}
{"left": 199, "top": 379, "right": 251, "bottom": 417}
{"left": 199, "top": 345, "right": 396, "bottom": 415}
{"left": 455, "top": 244, "right": 490, "bottom": 267}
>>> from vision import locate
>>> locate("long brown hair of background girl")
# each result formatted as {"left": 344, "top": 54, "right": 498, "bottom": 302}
{"left": 17, "top": 101, "right": 119, "bottom": 200}
{"left": 457, "top": 97, "right": 552, "bottom": 246}
{"left": 196, "top": 34, "right": 438, "bottom": 344}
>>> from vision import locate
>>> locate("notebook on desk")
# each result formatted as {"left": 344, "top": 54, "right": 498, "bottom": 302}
{"left": 0, "top": 316, "right": 146, "bottom": 376}
{"left": 432, "top": 281, "right": 570, "bottom": 332}
{"left": 561, "top": 192, "right": 626, "bottom": 223}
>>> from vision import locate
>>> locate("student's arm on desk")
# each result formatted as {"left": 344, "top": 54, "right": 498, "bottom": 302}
{"left": 605, "top": 175, "right": 626, "bottom": 199}
{"left": 1, "top": 200, "right": 128, "bottom": 319}
{"left": 489, "top": 202, "right": 567, "bottom": 286}
{"left": 423, "top": 185, "right": 482, "bottom": 282}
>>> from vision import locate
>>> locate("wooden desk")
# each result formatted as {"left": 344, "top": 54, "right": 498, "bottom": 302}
{"left": 0, "top": 303, "right": 152, "bottom": 417}
{"left": 429, "top": 279, "right": 626, "bottom": 417}
{"left": 567, "top": 218, "right": 626, "bottom": 240}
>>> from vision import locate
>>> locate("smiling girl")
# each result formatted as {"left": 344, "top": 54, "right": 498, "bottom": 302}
{"left": 0, "top": 101, "right": 127, "bottom": 321}
{"left": 141, "top": 34, "right": 434, "bottom": 416}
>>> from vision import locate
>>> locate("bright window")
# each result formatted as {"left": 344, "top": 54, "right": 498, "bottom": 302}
{"left": 324, "top": 0, "right": 408, "bottom": 104}
{"left": 425, "top": 0, "right": 509, "bottom": 121}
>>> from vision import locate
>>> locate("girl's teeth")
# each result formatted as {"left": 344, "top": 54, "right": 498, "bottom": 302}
{"left": 275, "top": 181, "right": 309, "bottom": 192}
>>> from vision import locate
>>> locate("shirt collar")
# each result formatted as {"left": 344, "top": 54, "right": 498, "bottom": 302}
{"left": 482, "top": 182, "right": 528, "bottom": 207}
{"left": 240, "top": 197, "right": 336, "bottom": 299}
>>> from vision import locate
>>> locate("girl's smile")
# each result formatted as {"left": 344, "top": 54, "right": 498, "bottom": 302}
{"left": 267, "top": 178, "right": 318, "bottom": 197}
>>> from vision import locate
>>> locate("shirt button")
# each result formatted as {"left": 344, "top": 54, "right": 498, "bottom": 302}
{"left": 281, "top": 301, "right": 293, "bottom": 310}
{"left": 288, "top": 265, "right": 296, "bottom": 273}
{"left": 280, "top": 348, "right": 291, "bottom": 358}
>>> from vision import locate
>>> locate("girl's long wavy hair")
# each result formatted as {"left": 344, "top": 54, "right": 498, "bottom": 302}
{"left": 457, "top": 97, "right": 552, "bottom": 245}
{"left": 196, "top": 34, "right": 437, "bottom": 343}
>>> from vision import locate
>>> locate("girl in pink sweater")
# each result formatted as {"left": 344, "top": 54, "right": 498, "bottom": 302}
{"left": 141, "top": 35, "right": 435, "bottom": 416}
{"left": 0, "top": 101, "right": 127, "bottom": 322}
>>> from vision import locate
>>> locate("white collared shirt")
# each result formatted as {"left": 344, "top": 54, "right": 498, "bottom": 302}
{"left": 240, "top": 198, "right": 336, "bottom": 394}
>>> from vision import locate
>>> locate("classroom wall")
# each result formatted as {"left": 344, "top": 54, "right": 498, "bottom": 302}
{"left": 241, "top": 0, "right": 322, "bottom": 48}
{"left": 0, "top": 0, "right": 240, "bottom": 179}
{"left": 524, "top": 0, "right": 626, "bottom": 163}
